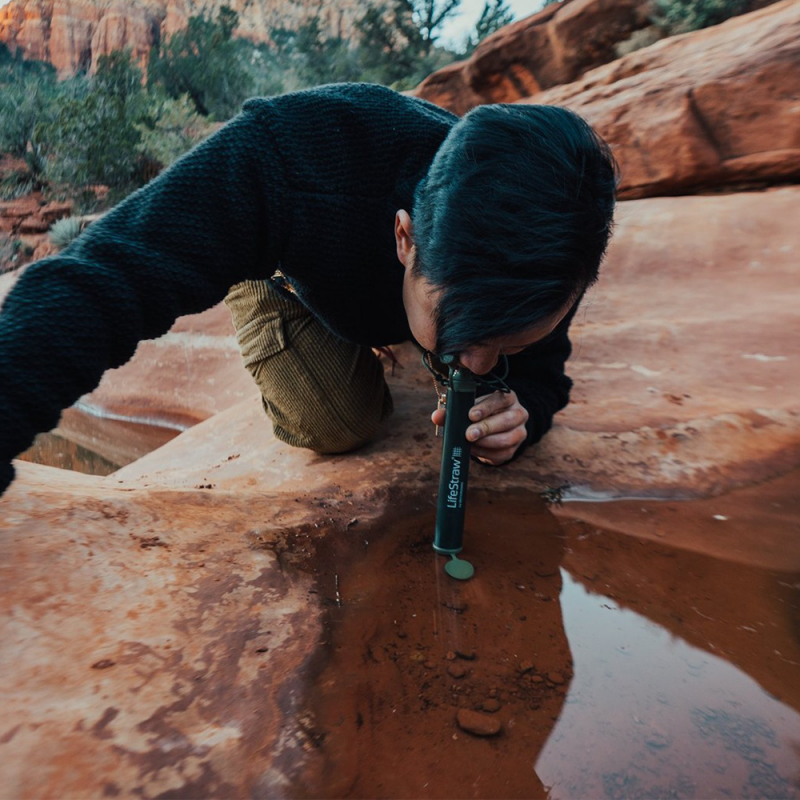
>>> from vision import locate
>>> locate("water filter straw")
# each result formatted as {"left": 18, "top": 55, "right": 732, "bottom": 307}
{"left": 434, "top": 363, "right": 476, "bottom": 560}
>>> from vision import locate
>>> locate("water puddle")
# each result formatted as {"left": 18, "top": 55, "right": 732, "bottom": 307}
{"left": 19, "top": 406, "right": 180, "bottom": 475}
{"left": 289, "top": 490, "right": 800, "bottom": 799}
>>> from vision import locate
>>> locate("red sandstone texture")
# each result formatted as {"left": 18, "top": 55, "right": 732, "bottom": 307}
{"left": 524, "top": 0, "right": 800, "bottom": 198}
{"left": 413, "top": 0, "right": 652, "bottom": 115}
{"left": 0, "top": 0, "right": 380, "bottom": 77}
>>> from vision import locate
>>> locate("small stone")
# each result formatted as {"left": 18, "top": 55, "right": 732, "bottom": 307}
{"left": 396, "top": 630, "right": 407, "bottom": 639}
{"left": 548, "top": 671, "right": 566, "bottom": 685}
{"left": 424, "top": 660, "right": 436, "bottom": 670}
{"left": 531, "top": 675, "right": 544, "bottom": 683}
{"left": 481, "top": 698, "right": 501, "bottom": 713}
{"left": 91, "top": 659, "right": 115, "bottom": 670}
{"left": 456, "top": 708, "right": 502, "bottom": 737}
{"left": 447, "top": 663, "right": 466, "bottom": 679}
{"left": 445, "top": 650, "right": 457, "bottom": 661}
{"left": 488, "top": 688, "right": 498, "bottom": 697}
{"left": 519, "top": 660, "right": 535, "bottom": 673}
{"left": 455, "top": 648, "right": 476, "bottom": 660}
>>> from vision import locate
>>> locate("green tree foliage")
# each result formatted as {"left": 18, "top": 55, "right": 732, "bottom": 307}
{"left": 147, "top": 5, "right": 255, "bottom": 119}
{"left": 463, "top": 0, "right": 515, "bottom": 54}
{"left": 0, "top": 44, "right": 58, "bottom": 160}
{"left": 38, "top": 50, "right": 151, "bottom": 193}
{"left": 652, "top": 0, "right": 748, "bottom": 33}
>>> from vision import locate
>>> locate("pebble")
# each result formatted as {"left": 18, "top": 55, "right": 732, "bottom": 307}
{"left": 481, "top": 698, "right": 501, "bottom": 713}
{"left": 531, "top": 675, "right": 544, "bottom": 683}
{"left": 455, "top": 648, "right": 476, "bottom": 660}
{"left": 424, "top": 660, "right": 436, "bottom": 670}
{"left": 519, "top": 660, "right": 535, "bottom": 673}
{"left": 456, "top": 708, "right": 502, "bottom": 737}
{"left": 445, "top": 650, "right": 457, "bottom": 661}
{"left": 548, "top": 671, "right": 566, "bottom": 685}
{"left": 488, "top": 688, "right": 498, "bottom": 698}
{"left": 447, "top": 663, "right": 467, "bottom": 679}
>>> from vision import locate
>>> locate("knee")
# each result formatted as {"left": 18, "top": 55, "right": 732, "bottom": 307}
{"left": 267, "top": 388, "right": 393, "bottom": 455}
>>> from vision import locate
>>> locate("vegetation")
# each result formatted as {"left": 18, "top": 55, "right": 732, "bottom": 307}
{"left": 0, "top": 2, "right": 516, "bottom": 215}
{"left": 651, "top": 0, "right": 750, "bottom": 34}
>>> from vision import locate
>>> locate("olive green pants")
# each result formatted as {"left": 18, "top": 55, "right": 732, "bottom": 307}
{"left": 224, "top": 280, "right": 394, "bottom": 453}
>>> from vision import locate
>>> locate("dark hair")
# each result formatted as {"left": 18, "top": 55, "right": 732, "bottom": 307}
{"left": 412, "top": 103, "right": 619, "bottom": 354}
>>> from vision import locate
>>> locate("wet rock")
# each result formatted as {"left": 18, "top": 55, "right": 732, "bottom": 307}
{"left": 456, "top": 708, "right": 502, "bottom": 737}
{"left": 447, "top": 663, "right": 467, "bottom": 679}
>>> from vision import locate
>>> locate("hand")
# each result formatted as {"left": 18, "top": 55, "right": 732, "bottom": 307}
{"left": 430, "top": 389, "right": 529, "bottom": 466}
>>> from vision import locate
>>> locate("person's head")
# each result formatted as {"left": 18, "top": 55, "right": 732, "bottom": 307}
{"left": 395, "top": 103, "right": 618, "bottom": 374}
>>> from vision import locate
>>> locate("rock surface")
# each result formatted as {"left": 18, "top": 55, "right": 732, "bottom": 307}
{"left": 525, "top": 0, "right": 800, "bottom": 198}
{"left": 0, "top": 0, "right": 380, "bottom": 76}
{"left": 456, "top": 708, "right": 503, "bottom": 736}
{"left": 413, "top": 0, "right": 651, "bottom": 115}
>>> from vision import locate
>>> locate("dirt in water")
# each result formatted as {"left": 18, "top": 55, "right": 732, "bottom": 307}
{"left": 288, "top": 488, "right": 800, "bottom": 799}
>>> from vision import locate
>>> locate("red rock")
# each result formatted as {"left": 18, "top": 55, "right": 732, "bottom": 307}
{"left": 1, "top": 0, "right": 378, "bottom": 77}
{"left": 548, "top": 671, "right": 566, "bottom": 685}
{"left": 456, "top": 708, "right": 502, "bottom": 736}
{"left": 413, "top": 0, "right": 652, "bottom": 115}
{"left": 17, "top": 216, "right": 49, "bottom": 234}
{"left": 525, "top": 0, "right": 800, "bottom": 198}
{"left": 39, "top": 201, "right": 72, "bottom": 225}
{"left": 447, "top": 663, "right": 467, "bottom": 679}
{"left": 481, "top": 698, "right": 501, "bottom": 712}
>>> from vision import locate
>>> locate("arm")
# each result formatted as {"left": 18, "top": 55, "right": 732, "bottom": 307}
{"left": 0, "top": 105, "right": 285, "bottom": 496}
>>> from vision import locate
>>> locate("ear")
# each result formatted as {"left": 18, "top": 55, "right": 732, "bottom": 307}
{"left": 394, "top": 209, "right": 415, "bottom": 271}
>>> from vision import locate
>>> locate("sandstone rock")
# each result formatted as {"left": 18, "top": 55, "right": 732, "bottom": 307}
{"left": 525, "top": 0, "right": 800, "bottom": 198}
{"left": 3, "top": 186, "right": 800, "bottom": 793}
{"left": 1, "top": 0, "right": 381, "bottom": 77}
{"left": 447, "top": 663, "right": 467, "bottom": 679}
{"left": 17, "top": 216, "right": 49, "bottom": 234}
{"left": 49, "top": 301, "right": 257, "bottom": 466}
{"left": 413, "top": 0, "right": 652, "bottom": 115}
{"left": 39, "top": 201, "right": 73, "bottom": 226}
{"left": 456, "top": 708, "right": 502, "bottom": 736}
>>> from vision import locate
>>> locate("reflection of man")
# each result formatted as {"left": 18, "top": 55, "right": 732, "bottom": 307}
{"left": 0, "top": 82, "right": 617, "bottom": 496}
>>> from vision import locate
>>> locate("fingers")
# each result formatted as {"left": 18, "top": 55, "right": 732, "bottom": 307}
{"left": 466, "top": 405, "right": 528, "bottom": 443}
{"left": 431, "top": 407, "right": 446, "bottom": 426}
{"left": 469, "top": 390, "right": 515, "bottom": 422}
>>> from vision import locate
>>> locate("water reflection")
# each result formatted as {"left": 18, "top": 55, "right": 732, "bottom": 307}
{"left": 537, "top": 571, "right": 800, "bottom": 798}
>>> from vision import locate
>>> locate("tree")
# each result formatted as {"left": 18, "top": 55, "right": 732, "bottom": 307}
{"left": 39, "top": 50, "right": 151, "bottom": 194}
{"left": 410, "top": 0, "right": 463, "bottom": 54}
{"left": 464, "top": 0, "right": 514, "bottom": 54}
{"left": 147, "top": 6, "right": 254, "bottom": 118}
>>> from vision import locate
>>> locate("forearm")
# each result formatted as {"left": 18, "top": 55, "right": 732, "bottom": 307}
{"left": 0, "top": 106, "right": 285, "bottom": 494}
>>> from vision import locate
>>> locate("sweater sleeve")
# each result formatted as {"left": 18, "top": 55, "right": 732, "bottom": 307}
{"left": 503, "top": 297, "right": 583, "bottom": 458}
{"left": 0, "top": 105, "right": 285, "bottom": 497}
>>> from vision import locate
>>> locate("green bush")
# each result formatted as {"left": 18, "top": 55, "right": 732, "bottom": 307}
{"left": 147, "top": 6, "right": 256, "bottom": 119}
{"left": 652, "top": 0, "right": 749, "bottom": 34}
{"left": 48, "top": 216, "right": 83, "bottom": 250}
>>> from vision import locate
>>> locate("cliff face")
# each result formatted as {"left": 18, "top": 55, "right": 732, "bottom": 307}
{"left": 0, "top": 0, "right": 374, "bottom": 76}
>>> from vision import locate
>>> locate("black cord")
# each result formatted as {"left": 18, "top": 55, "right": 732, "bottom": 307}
{"left": 420, "top": 351, "right": 511, "bottom": 394}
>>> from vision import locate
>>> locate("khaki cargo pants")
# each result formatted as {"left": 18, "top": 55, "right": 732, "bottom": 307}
{"left": 224, "top": 280, "right": 394, "bottom": 453}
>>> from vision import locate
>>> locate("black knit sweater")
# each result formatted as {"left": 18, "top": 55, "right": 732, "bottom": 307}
{"left": 0, "top": 82, "right": 576, "bottom": 496}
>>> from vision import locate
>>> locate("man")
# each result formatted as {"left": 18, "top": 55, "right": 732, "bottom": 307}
{"left": 0, "top": 82, "right": 617, "bottom": 497}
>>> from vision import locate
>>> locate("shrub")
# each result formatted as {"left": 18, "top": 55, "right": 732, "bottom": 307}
{"left": 147, "top": 6, "right": 256, "bottom": 119}
{"left": 48, "top": 216, "right": 83, "bottom": 250}
{"left": 652, "top": 0, "right": 749, "bottom": 34}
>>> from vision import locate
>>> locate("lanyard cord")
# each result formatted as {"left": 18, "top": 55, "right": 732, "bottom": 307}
{"left": 421, "top": 351, "right": 511, "bottom": 394}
